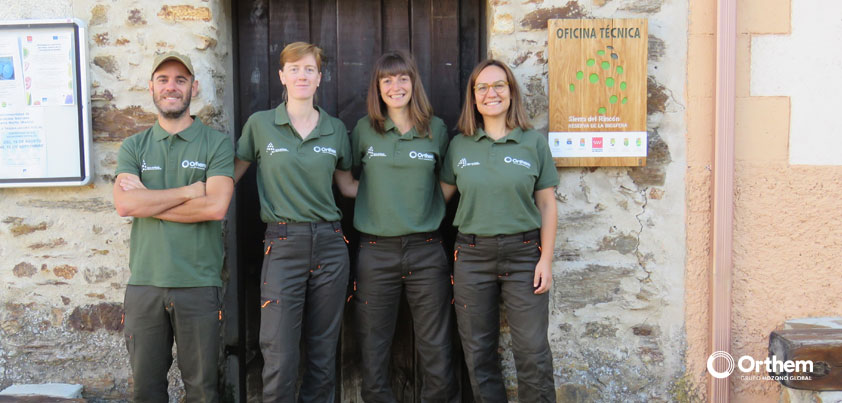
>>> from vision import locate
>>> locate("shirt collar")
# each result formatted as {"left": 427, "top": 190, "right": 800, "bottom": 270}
{"left": 474, "top": 126, "right": 524, "bottom": 143}
{"left": 384, "top": 117, "right": 422, "bottom": 140}
{"left": 152, "top": 117, "right": 201, "bottom": 142}
{"left": 274, "top": 102, "right": 335, "bottom": 138}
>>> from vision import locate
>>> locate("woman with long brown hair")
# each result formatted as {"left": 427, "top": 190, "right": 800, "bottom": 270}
{"left": 351, "top": 50, "right": 458, "bottom": 402}
{"left": 441, "top": 59, "right": 558, "bottom": 402}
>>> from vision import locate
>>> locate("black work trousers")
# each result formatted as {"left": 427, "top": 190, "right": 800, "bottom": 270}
{"left": 123, "top": 285, "right": 222, "bottom": 403}
{"left": 354, "top": 232, "right": 459, "bottom": 403}
{"left": 259, "top": 221, "right": 350, "bottom": 403}
{"left": 453, "top": 230, "right": 555, "bottom": 403}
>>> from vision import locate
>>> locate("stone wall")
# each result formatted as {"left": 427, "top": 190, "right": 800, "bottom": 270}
{"left": 485, "top": 1, "right": 691, "bottom": 401}
{"left": 0, "top": 0, "right": 234, "bottom": 400}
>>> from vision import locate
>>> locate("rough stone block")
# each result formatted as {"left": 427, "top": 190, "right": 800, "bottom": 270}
{"left": 90, "top": 5, "right": 108, "bottom": 26}
{"left": 492, "top": 13, "right": 514, "bottom": 35}
{"left": 93, "top": 55, "right": 118, "bottom": 75}
{"left": 93, "top": 32, "right": 109, "bottom": 46}
{"left": 53, "top": 265, "right": 78, "bottom": 280}
{"left": 67, "top": 303, "right": 124, "bottom": 333}
{"left": 553, "top": 265, "right": 632, "bottom": 309}
{"left": 520, "top": 2, "right": 585, "bottom": 31}
{"left": 620, "top": 0, "right": 664, "bottom": 14}
{"left": 13, "top": 262, "right": 37, "bottom": 278}
{"left": 127, "top": 8, "right": 147, "bottom": 25}
{"left": 92, "top": 105, "right": 156, "bottom": 142}
{"left": 28, "top": 238, "right": 67, "bottom": 250}
{"left": 157, "top": 5, "right": 212, "bottom": 22}
{"left": 16, "top": 198, "right": 113, "bottom": 213}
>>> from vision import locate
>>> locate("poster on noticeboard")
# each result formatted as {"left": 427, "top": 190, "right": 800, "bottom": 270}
{"left": 0, "top": 19, "right": 91, "bottom": 187}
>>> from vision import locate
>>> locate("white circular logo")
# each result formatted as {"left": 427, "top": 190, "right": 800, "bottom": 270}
{"left": 313, "top": 146, "right": 321, "bottom": 152}
{"left": 504, "top": 156, "right": 512, "bottom": 163}
{"left": 409, "top": 151, "right": 417, "bottom": 158}
{"left": 707, "top": 351, "right": 735, "bottom": 379}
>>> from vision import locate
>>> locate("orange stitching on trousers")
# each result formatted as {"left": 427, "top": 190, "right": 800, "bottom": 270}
{"left": 454, "top": 250, "right": 459, "bottom": 261}
{"left": 265, "top": 244, "right": 272, "bottom": 255}
{"left": 450, "top": 274, "right": 454, "bottom": 285}
{"left": 343, "top": 235, "right": 349, "bottom": 244}
{"left": 218, "top": 310, "right": 222, "bottom": 321}
{"left": 261, "top": 300, "right": 271, "bottom": 308}
{"left": 346, "top": 295, "right": 353, "bottom": 303}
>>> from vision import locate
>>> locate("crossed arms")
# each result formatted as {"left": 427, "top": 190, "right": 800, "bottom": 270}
{"left": 113, "top": 173, "right": 234, "bottom": 223}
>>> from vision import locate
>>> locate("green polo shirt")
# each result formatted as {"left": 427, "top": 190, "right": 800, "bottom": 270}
{"left": 115, "top": 118, "right": 234, "bottom": 288}
{"left": 236, "top": 103, "right": 351, "bottom": 223}
{"left": 440, "top": 127, "right": 558, "bottom": 236}
{"left": 351, "top": 116, "right": 449, "bottom": 236}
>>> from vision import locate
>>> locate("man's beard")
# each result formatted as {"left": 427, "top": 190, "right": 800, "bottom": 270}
{"left": 154, "top": 90, "right": 191, "bottom": 119}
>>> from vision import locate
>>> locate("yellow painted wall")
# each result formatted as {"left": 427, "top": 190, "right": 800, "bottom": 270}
{"left": 686, "top": 0, "right": 842, "bottom": 401}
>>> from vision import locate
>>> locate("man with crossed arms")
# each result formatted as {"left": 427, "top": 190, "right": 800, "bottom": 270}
{"left": 113, "top": 51, "right": 234, "bottom": 402}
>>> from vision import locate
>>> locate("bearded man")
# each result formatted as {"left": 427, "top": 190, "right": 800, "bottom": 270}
{"left": 112, "top": 51, "right": 234, "bottom": 402}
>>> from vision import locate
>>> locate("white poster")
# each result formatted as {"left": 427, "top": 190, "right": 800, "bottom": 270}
{"left": 0, "top": 108, "right": 46, "bottom": 177}
{"left": 20, "top": 32, "right": 75, "bottom": 106}
{"left": 0, "top": 32, "right": 24, "bottom": 108}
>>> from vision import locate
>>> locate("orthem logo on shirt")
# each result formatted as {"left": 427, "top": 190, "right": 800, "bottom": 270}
{"left": 409, "top": 151, "right": 435, "bottom": 162}
{"left": 504, "top": 156, "right": 532, "bottom": 169}
{"left": 313, "top": 146, "right": 337, "bottom": 156}
{"left": 141, "top": 160, "right": 162, "bottom": 172}
{"left": 181, "top": 160, "right": 207, "bottom": 170}
{"left": 457, "top": 158, "right": 480, "bottom": 168}
{"left": 266, "top": 142, "right": 289, "bottom": 155}
{"left": 366, "top": 146, "right": 387, "bottom": 158}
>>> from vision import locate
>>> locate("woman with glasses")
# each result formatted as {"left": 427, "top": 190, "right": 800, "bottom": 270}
{"left": 233, "top": 42, "right": 355, "bottom": 402}
{"left": 440, "top": 59, "right": 558, "bottom": 402}
{"left": 351, "top": 50, "right": 458, "bottom": 402}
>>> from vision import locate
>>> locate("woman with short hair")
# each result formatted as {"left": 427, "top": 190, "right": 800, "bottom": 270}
{"left": 234, "top": 42, "right": 356, "bottom": 402}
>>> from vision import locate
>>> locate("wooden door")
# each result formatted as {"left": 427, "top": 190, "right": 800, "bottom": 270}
{"left": 232, "top": 0, "right": 485, "bottom": 401}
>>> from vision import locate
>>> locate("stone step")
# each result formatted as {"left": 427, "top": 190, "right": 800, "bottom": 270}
{"left": 0, "top": 384, "right": 84, "bottom": 402}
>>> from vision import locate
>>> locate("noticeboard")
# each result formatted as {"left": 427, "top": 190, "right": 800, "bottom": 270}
{"left": 0, "top": 19, "right": 91, "bottom": 187}
{"left": 548, "top": 18, "right": 648, "bottom": 167}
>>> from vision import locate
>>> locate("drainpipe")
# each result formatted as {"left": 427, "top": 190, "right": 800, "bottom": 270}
{"left": 711, "top": 0, "right": 736, "bottom": 401}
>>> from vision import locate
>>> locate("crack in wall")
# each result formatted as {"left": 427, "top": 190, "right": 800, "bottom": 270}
{"left": 633, "top": 186, "right": 653, "bottom": 282}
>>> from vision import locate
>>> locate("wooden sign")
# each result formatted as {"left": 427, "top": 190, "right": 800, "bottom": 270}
{"left": 547, "top": 18, "right": 648, "bottom": 167}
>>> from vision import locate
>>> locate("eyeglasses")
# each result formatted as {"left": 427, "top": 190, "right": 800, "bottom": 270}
{"left": 473, "top": 80, "right": 509, "bottom": 96}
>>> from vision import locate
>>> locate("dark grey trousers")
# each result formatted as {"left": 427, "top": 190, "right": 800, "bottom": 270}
{"left": 354, "top": 233, "right": 459, "bottom": 403}
{"left": 124, "top": 285, "right": 222, "bottom": 403}
{"left": 259, "top": 221, "right": 350, "bottom": 403}
{"left": 453, "top": 230, "right": 555, "bottom": 403}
